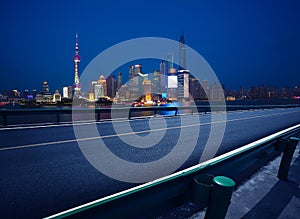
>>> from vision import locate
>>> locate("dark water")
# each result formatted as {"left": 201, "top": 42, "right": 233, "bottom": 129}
{"left": 195, "top": 98, "right": 300, "bottom": 106}
{"left": 0, "top": 99, "right": 299, "bottom": 126}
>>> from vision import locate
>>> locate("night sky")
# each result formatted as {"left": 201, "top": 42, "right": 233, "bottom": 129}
{"left": 0, "top": 0, "right": 299, "bottom": 93}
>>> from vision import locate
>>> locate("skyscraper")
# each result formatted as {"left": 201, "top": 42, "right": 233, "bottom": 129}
{"left": 168, "top": 68, "right": 178, "bottom": 100}
{"left": 160, "top": 60, "right": 167, "bottom": 94}
{"left": 106, "top": 74, "right": 116, "bottom": 98}
{"left": 117, "top": 72, "right": 122, "bottom": 90}
{"left": 153, "top": 70, "right": 161, "bottom": 94}
{"left": 97, "top": 75, "right": 107, "bottom": 97}
{"left": 73, "top": 34, "right": 81, "bottom": 96}
{"left": 167, "top": 52, "right": 174, "bottom": 70}
{"left": 178, "top": 70, "right": 190, "bottom": 101}
{"left": 129, "top": 65, "right": 135, "bottom": 80}
{"left": 179, "top": 33, "right": 186, "bottom": 70}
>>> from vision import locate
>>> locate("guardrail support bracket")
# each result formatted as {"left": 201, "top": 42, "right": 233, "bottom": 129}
{"left": 277, "top": 137, "right": 300, "bottom": 181}
{"left": 192, "top": 174, "right": 214, "bottom": 209}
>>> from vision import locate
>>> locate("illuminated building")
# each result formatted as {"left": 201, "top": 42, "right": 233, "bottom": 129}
{"left": 129, "top": 65, "right": 135, "bottom": 80}
{"left": 168, "top": 68, "right": 177, "bottom": 100}
{"left": 97, "top": 75, "right": 107, "bottom": 97}
{"left": 142, "top": 79, "right": 152, "bottom": 101}
{"left": 106, "top": 74, "right": 117, "bottom": 98}
{"left": 117, "top": 72, "right": 122, "bottom": 90}
{"left": 23, "top": 89, "right": 29, "bottom": 99}
{"left": 42, "top": 81, "right": 50, "bottom": 94}
{"left": 134, "top": 64, "right": 142, "bottom": 75}
{"left": 129, "top": 65, "right": 142, "bottom": 100}
{"left": 63, "top": 87, "right": 68, "bottom": 98}
{"left": 53, "top": 90, "right": 61, "bottom": 102}
{"left": 88, "top": 81, "right": 97, "bottom": 100}
{"left": 153, "top": 70, "right": 161, "bottom": 94}
{"left": 94, "top": 84, "right": 103, "bottom": 99}
{"left": 88, "top": 92, "right": 95, "bottom": 101}
{"left": 160, "top": 60, "right": 167, "bottom": 94}
{"left": 73, "top": 34, "right": 81, "bottom": 97}
{"left": 117, "top": 84, "right": 130, "bottom": 102}
{"left": 178, "top": 69, "right": 189, "bottom": 101}
{"left": 62, "top": 86, "right": 72, "bottom": 99}
{"left": 129, "top": 65, "right": 138, "bottom": 100}
{"left": 36, "top": 81, "right": 53, "bottom": 103}
{"left": 167, "top": 53, "right": 174, "bottom": 70}
{"left": 179, "top": 33, "right": 186, "bottom": 70}
{"left": 32, "top": 89, "right": 37, "bottom": 99}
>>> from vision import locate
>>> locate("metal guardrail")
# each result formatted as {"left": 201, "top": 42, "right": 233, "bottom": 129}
{"left": 1, "top": 104, "right": 299, "bottom": 126}
{"left": 44, "top": 124, "right": 300, "bottom": 219}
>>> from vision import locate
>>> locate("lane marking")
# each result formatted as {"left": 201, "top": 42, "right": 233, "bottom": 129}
{"left": 0, "top": 110, "right": 300, "bottom": 152}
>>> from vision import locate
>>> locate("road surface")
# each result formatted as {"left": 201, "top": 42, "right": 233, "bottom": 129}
{"left": 1, "top": 107, "right": 300, "bottom": 218}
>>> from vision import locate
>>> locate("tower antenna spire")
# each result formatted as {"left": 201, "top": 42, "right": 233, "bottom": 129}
{"left": 73, "top": 33, "right": 81, "bottom": 97}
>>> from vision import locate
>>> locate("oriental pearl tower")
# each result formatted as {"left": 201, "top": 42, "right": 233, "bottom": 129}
{"left": 73, "top": 33, "right": 81, "bottom": 97}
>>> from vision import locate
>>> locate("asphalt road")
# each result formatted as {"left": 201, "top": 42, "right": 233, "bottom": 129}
{"left": 1, "top": 107, "right": 300, "bottom": 218}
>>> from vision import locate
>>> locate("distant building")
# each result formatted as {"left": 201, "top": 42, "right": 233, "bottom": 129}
{"left": 53, "top": 90, "right": 61, "bottom": 102}
{"left": 134, "top": 64, "right": 142, "bottom": 75}
{"left": 129, "top": 65, "right": 135, "bottom": 80}
{"left": 42, "top": 81, "right": 50, "bottom": 94}
{"left": 117, "top": 84, "right": 130, "bottom": 102}
{"left": 73, "top": 34, "right": 81, "bottom": 97}
{"left": 293, "top": 85, "right": 300, "bottom": 97}
{"left": 167, "top": 53, "right": 174, "bottom": 70}
{"left": 152, "top": 70, "right": 161, "bottom": 94}
{"left": 94, "top": 84, "right": 104, "bottom": 99}
{"left": 179, "top": 33, "right": 186, "bottom": 70}
{"left": 168, "top": 68, "right": 177, "bottom": 100}
{"left": 189, "top": 74, "right": 201, "bottom": 100}
{"left": 97, "top": 75, "right": 107, "bottom": 97}
{"left": 280, "top": 87, "right": 292, "bottom": 99}
{"left": 117, "top": 72, "right": 122, "bottom": 90}
{"left": 63, "top": 87, "right": 68, "bottom": 98}
{"left": 202, "top": 80, "right": 209, "bottom": 100}
{"left": 129, "top": 65, "right": 138, "bottom": 99}
{"left": 142, "top": 79, "right": 152, "bottom": 101}
{"left": 160, "top": 60, "right": 167, "bottom": 94}
{"left": 178, "top": 69, "right": 189, "bottom": 101}
{"left": 128, "top": 64, "right": 147, "bottom": 100}
{"left": 36, "top": 81, "right": 53, "bottom": 103}
{"left": 106, "top": 74, "right": 116, "bottom": 98}
{"left": 63, "top": 86, "right": 73, "bottom": 99}
{"left": 88, "top": 92, "right": 95, "bottom": 101}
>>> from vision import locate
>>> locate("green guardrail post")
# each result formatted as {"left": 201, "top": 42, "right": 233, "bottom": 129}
{"left": 205, "top": 176, "right": 235, "bottom": 219}
{"left": 192, "top": 174, "right": 214, "bottom": 209}
{"left": 277, "top": 137, "right": 300, "bottom": 181}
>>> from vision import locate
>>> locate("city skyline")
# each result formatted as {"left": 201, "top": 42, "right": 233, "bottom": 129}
{"left": 1, "top": 0, "right": 300, "bottom": 92}
{"left": 1, "top": 32, "right": 299, "bottom": 100}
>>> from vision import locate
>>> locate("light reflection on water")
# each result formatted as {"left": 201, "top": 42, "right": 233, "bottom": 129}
{"left": 1, "top": 99, "right": 299, "bottom": 126}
